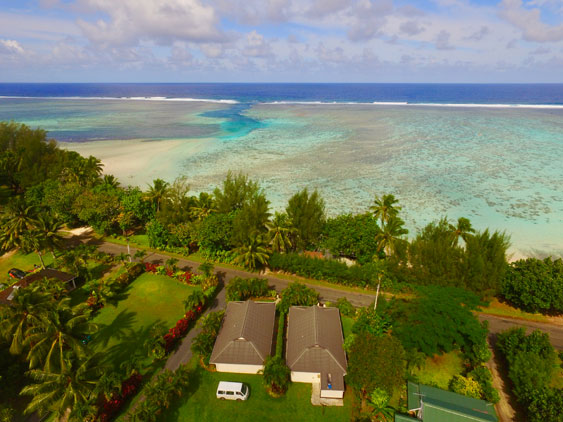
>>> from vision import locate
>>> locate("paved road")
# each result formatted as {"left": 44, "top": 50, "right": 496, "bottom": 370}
{"left": 77, "top": 236, "right": 563, "bottom": 351}
{"left": 479, "top": 314, "right": 563, "bottom": 350}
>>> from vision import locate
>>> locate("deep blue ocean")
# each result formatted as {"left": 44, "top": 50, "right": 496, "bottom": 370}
{"left": 1, "top": 83, "right": 562, "bottom": 105}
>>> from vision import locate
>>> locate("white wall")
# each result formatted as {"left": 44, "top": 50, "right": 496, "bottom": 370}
{"left": 320, "top": 389, "right": 344, "bottom": 399}
{"left": 215, "top": 363, "right": 264, "bottom": 374}
{"left": 291, "top": 371, "right": 320, "bottom": 383}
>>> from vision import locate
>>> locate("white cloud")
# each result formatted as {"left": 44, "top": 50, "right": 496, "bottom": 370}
{"left": 76, "top": 0, "right": 225, "bottom": 46}
{"left": 242, "top": 31, "right": 271, "bottom": 57}
{"left": 0, "top": 39, "right": 24, "bottom": 55}
{"left": 400, "top": 20, "right": 425, "bottom": 36}
{"left": 435, "top": 30, "right": 455, "bottom": 49}
{"left": 499, "top": 0, "right": 563, "bottom": 42}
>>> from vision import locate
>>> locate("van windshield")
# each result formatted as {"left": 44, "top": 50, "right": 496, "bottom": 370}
{"left": 241, "top": 385, "right": 247, "bottom": 394}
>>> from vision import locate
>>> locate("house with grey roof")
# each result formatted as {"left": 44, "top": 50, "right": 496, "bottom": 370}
{"left": 210, "top": 300, "right": 276, "bottom": 374}
{"left": 286, "top": 306, "right": 347, "bottom": 401}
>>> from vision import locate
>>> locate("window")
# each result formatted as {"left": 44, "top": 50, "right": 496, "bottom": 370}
{"left": 241, "top": 385, "right": 247, "bottom": 394}
{"left": 218, "top": 391, "right": 225, "bottom": 395}
{"left": 227, "top": 391, "right": 234, "bottom": 396}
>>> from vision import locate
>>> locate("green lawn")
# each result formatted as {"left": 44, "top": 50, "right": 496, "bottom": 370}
{"left": 89, "top": 273, "right": 200, "bottom": 370}
{"left": 341, "top": 316, "right": 354, "bottom": 339}
{"left": 158, "top": 365, "right": 353, "bottom": 422}
{"left": 0, "top": 251, "right": 55, "bottom": 285}
{"left": 411, "top": 351, "right": 464, "bottom": 390}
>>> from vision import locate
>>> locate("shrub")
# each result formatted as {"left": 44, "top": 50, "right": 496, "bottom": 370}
{"left": 146, "top": 219, "right": 170, "bottom": 249}
{"left": 352, "top": 307, "right": 392, "bottom": 337}
{"left": 496, "top": 327, "right": 561, "bottom": 421}
{"left": 277, "top": 282, "right": 318, "bottom": 313}
{"left": 501, "top": 257, "right": 563, "bottom": 314}
{"left": 449, "top": 375, "right": 483, "bottom": 399}
{"left": 260, "top": 356, "right": 291, "bottom": 397}
{"left": 335, "top": 297, "right": 356, "bottom": 318}
{"left": 226, "top": 277, "right": 269, "bottom": 301}
{"left": 269, "top": 252, "right": 390, "bottom": 289}
{"left": 191, "top": 311, "right": 224, "bottom": 366}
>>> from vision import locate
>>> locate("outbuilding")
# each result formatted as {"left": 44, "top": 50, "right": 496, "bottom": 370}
{"left": 0, "top": 268, "right": 77, "bottom": 304}
{"left": 395, "top": 381, "right": 498, "bottom": 422}
{"left": 210, "top": 300, "right": 276, "bottom": 374}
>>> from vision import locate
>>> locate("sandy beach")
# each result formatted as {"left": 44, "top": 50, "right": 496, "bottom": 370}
{"left": 59, "top": 137, "right": 213, "bottom": 187}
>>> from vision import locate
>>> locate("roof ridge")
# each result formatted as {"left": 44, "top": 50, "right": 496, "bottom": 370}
{"left": 239, "top": 300, "right": 253, "bottom": 340}
{"left": 313, "top": 306, "right": 319, "bottom": 346}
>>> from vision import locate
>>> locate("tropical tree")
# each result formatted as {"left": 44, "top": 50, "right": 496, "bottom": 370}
{"left": 190, "top": 192, "right": 217, "bottom": 220}
{"left": 146, "top": 178, "right": 169, "bottom": 213}
{"left": 20, "top": 354, "right": 105, "bottom": 420}
{"left": 375, "top": 215, "right": 408, "bottom": 257}
{"left": 25, "top": 299, "right": 97, "bottom": 371}
{"left": 368, "top": 388, "right": 394, "bottom": 421}
{"left": 370, "top": 194, "right": 401, "bottom": 226}
{"left": 278, "top": 282, "right": 318, "bottom": 313}
{"left": 233, "top": 234, "right": 270, "bottom": 271}
{"left": 285, "top": 188, "right": 325, "bottom": 250}
{"left": 260, "top": 356, "right": 291, "bottom": 396}
{"left": 101, "top": 174, "right": 119, "bottom": 189}
{"left": 36, "top": 215, "right": 66, "bottom": 260}
{"left": 0, "top": 198, "right": 40, "bottom": 261}
{"left": 449, "top": 217, "right": 475, "bottom": 246}
{"left": 266, "top": 212, "right": 296, "bottom": 253}
{"left": 94, "top": 372, "right": 122, "bottom": 401}
{"left": 184, "top": 290, "right": 205, "bottom": 310}
{"left": 0, "top": 287, "right": 52, "bottom": 355}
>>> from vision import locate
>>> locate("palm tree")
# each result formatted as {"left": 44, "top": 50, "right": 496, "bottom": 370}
{"left": 449, "top": 217, "right": 475, "bottom": 246}
{"left": 370, "top": 194, "right": 401, "bottom": 226}
{"left": 184, "top": 290, "right": 205, "bottom": 311}
{"left": 190, "top": 192, "right": 217, "bottom": 220}
{"left": 85, "top": 156, "right": 104, "bottom": 181}
{"left": 68, "top": 399, "right": 97, "bottom": 422}
{"left": 259, "top": 356, "right": 290, "bottom": 395}
{"left": 20, "top": 355, "right": 105, "bottom": 420}
{"left": 94, "top": 372, "right": 122, "bottom": 401}
{"left": 36, "top": 215, "right": 66, "bottom": 260}
{"left": 146, "top": 178, "right": 169, "bottom": 213}
{"left": 368, "top": 388, "right": 394, "bottom": 421}
{"left": 25, "top": 299, "right": 97, "bottom": 372}
{"left": 0, "top": 199, "right": 42, "bottom": 263}
{"left": 0, "top": 287, "right": 52, "bottom": 355}
{"left": 101, "top": 174, "right": 119, "bottom": 189}
{"left": 375, "top": 215, "right": 408, "bottom": 257}
{"left": 233, "top": 234, "right": 270, "bottom": 271}
{"left": 266, "top": 212, "right": 296, "bottom": 253}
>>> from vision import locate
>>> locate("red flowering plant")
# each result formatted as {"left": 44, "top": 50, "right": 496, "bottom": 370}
{"left": 97, "top": 373, "right": 143, "bottom": 422}
{"left": 145, "top": 262, "right": 158, "bottom": 273}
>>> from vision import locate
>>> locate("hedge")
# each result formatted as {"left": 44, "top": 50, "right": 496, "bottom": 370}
{"left": 269, "top": 252, "right": 381, "bottom": 288}
{"left": 226, "top": 277, "right": 270, "bottom": 301}
{"left": 275, "top": 312, "right": 286, "bottom": 358}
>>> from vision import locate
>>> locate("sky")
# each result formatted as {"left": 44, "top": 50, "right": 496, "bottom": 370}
{"left": 0, "top": 0, "right": 562, "bottom": 82}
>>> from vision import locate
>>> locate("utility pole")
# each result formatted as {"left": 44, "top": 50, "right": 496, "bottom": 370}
{"left": 374, "top": 273, "right": 381, "bottom": 312}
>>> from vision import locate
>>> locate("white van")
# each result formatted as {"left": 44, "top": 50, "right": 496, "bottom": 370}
{"left": 216, "top": 381, "right": 249, "bottom": 401}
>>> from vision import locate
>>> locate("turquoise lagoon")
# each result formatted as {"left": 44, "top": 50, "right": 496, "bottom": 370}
{"left": 0, "top": 98, "right": 562, "bottom": 258}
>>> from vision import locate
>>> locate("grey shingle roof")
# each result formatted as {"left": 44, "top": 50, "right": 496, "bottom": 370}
{"left": 210, "top": 300, "right": 276, "bottom": 366}
{"left": 286, "top": 306, "right": 347, "bottom": 390}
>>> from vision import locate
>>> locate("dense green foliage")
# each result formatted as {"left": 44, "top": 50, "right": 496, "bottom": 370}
{"left": 226, "top": 277, "right": 270, "bottom": 301}
{"left": 191, "top": 311, "right": 224, "bottom": 365}
{"left": 277, "top": 282, "right": 319, "bottom": 313}
{"left": 285, "top": 188, "right": 325, "bottom": 250}
{"left": 501, "top": 258, "right": 563, "bottom": 314}
{"left": 269, "top": 252, "right": 386, "bottom": 288}
{"left": 496, "top": 328, "right": 562, "bottom": 422}
{"left": 404, "top": 219, "right": 510, "bottom": 296}
{"left": 321, "top": 213, "right": 380, "bottom": 263}
{"left": 347, "top": 334, "right": 405, "bottom": 399}
{"left": 392, "top": 287, "right": 488, "bottom": 357}
{"left": 260, "top": 356, "right": 291, "bottom": 396}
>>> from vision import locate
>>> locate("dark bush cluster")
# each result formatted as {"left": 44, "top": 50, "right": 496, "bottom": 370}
{"left": 501, "top": 258, "right": 563, "bottom": 314}
{"left": 269, "top": 252, "right": 386, "bottom": 288}
{"left": 226, "top": 277, "right": 270, "bottom": 301}
{"left": 496, "top": 328, "right": 563, "bottom": 422}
